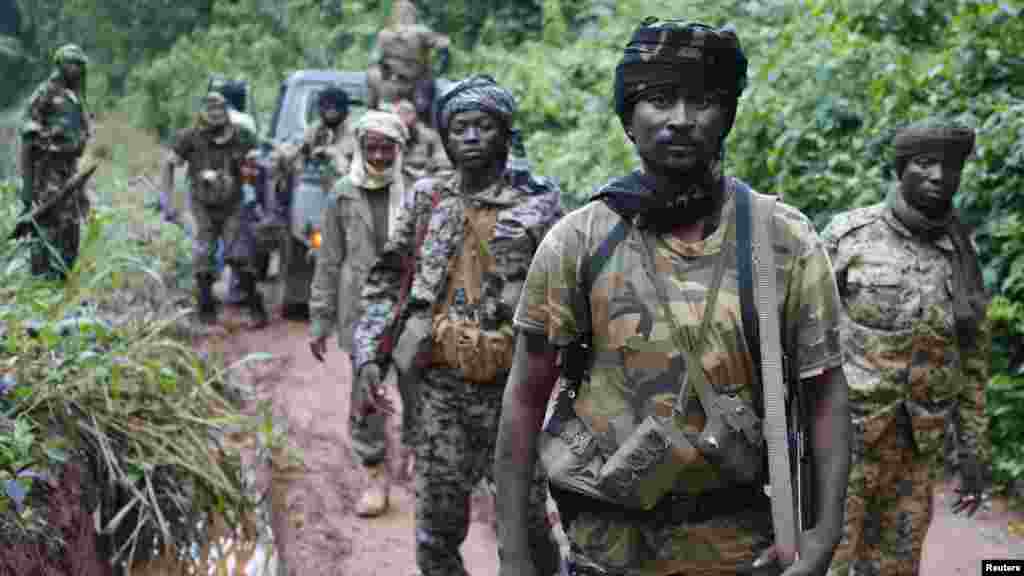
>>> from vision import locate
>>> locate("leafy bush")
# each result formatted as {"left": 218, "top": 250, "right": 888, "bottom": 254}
{"left": 0, "top": 177, "right": 278, "bottom": 566}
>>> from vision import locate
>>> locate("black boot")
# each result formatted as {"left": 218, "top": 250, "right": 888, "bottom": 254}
{"left": 241, "top": 272, "right": 268, "bottom": 328}
{"left": 197, "top": 276, "right": 217, "bottom": 324}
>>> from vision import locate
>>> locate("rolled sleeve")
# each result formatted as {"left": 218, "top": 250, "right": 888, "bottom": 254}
{"left": 513, "top": 216, "right": 581, "bottom": 348}
{"left": 786, "top": 222, "right": 845, "bottom": 380}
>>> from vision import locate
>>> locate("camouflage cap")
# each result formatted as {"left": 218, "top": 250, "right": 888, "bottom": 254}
{"left": 892, "top": 118, "right": 975, "bottom": 168}
{"left": 435, "top": 74, "right": 517, "bottom": 143}
{"left": 54, "top": 43, "right": 88, "bottom": 67}
{"left": 613, "top": 19, "right": 748, "bottom": 126}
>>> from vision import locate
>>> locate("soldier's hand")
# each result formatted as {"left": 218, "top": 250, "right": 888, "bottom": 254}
{"left": 750, "top": 526, "right": 833, "bottom": 576}
{"left": 309, "top": 335, "right": 328, "bottom": 363}
{"left": 357, "top": 363, "right": 394, "bottom": 415}
{"left": 952, "top": 453, "right": 986, "bottom": 517}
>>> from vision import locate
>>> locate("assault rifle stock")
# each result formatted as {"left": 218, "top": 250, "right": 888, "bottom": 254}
{"left": 10, "top": 161, "right": 99, "bottom": 240}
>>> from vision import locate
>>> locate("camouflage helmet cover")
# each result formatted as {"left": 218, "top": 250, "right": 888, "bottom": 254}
{"left": 54, "top": 43, "right": 88, "bottom": 67}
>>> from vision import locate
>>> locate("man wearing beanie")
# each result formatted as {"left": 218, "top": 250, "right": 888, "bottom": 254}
{"left": 822, "top": 118, "right": 990, "bottom": 575}
{"left": 350, "top": 75, "right": 562, "bottom": 575}
{"left": 496, "top": 19, "right": 850, "bottom": 576}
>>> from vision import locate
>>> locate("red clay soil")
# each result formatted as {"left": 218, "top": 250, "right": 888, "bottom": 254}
{"left": 0, "top": 462, "right": 112, "bottom": 576}
{"left": 196, "top": 298, "right": 500, "bottom": 576}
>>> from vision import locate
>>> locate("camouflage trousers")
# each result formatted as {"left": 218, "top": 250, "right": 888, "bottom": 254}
{"left": 349, "top": 365, "right": 420, "bottom": 467}
{"left": 191, "top": 200, "right": 253, "bottom": 281}
{"left": 415, "top": 367, "right": 560, "bottom": 576}
{"left": 25, "top": 156, "right": 85, "bottom": 280}
{"left": 29, "top": 210, "right": 81, "bottom": 280}
{"left": 829, "top": 412, "right": 936, "bottom": 576}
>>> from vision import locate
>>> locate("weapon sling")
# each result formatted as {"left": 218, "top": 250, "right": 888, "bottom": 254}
{"left": 740, "top": 188, "right": 799, "bottom": 565}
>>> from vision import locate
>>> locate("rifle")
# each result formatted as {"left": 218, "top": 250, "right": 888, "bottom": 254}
{"left": 10, "top": 161, "right": 100, "bottom": 240}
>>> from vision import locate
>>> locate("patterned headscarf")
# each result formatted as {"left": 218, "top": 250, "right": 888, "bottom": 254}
{"left": 349, "top": 110, "right": 409, "bottom": 233}
{"left": 892, "top": 118, "right": 975, "bottom": 176}
{"left": 613, "top": 19, "right": 748, "bottom": 134}
{"left": 435, "top": 75, "right": 517, "bottom": 146}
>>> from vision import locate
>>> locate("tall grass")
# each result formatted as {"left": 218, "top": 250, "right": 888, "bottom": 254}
{"left": 0, "top": 157, "right": 280, "bottom": 571}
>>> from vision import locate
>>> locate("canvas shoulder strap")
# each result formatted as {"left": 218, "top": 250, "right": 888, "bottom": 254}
{"left": 740, "top": 183, "right": 799, "bottom": 566}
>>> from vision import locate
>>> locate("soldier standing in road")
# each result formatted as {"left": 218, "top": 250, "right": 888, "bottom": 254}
{"left": 208, "top": 74, "right": 264, "bottom": 306}
{"left": 20, "top": 43, "right": 93, "bottom": 280}
{"left": 823, "top": 119, "right": 991, "bottom": 576}
{"left": 161, "top": 92, "right": 265, "bottom": 327}
{"left": 496, "top": 19, "right": 851, "bottom": 576}
{"left": 269, "top": 85, "right": 353, "bottom": 226}
{"left": 308, "top": 110, "right": 410, "bottom": 518}
{"left": 392, "top": 98, "right": 451, "bottom": 184}
{"left": 351, "top": 75, "right": 562, "bottom": 576}
{"left": 367, "top": 0, "right": 451, "bottom": 127}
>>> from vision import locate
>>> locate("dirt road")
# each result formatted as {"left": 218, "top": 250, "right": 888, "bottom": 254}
{"left": 205, "top": 296, "right": 500, "bottom": 576}
{"left": 204, "top": 282, "right": 1023, "bottom": 576}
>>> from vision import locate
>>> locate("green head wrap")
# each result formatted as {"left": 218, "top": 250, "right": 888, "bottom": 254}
{"left": 54, "top": 44, "right": 88, "bottom": 67}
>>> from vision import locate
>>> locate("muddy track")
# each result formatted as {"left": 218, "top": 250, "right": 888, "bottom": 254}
{"left": 197, "top": 281, "right": 500, "bottom": 576}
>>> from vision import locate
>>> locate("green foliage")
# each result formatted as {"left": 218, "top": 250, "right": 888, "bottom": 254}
{"left": 0, "top": 177, "right": 280, "bottom": 564}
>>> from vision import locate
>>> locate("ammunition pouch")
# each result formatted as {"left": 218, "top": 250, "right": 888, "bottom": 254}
{"left": 393, "top": 314, "right": 433, "bottom": 377}
{"left": 696, "top": 392, "right": 765, "bottom": 486}
{"left": 194, "top": 168, "right": 238, "bottom": 207}
{"left": 548, "top": 478, "right": 768, "bottom": 531}
{"left": 430, "top": 315, "right": 514, "bottom": 384}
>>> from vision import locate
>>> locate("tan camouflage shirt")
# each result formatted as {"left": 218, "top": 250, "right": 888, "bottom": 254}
{"left": 515, "top": 177, "right": 843, "bottom": 575}
{"left": 822, "top": 202, "right": 991, "bottom": 465}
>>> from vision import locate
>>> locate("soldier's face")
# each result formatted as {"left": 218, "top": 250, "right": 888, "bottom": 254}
{"left": 629, "top": 86, "right": 726, "bottom": 174}
{"left": 321, "top": 105, "right": 342, "bottom": 124}
{"left": 380, "top": 61, "right": 417, "bottom": 102}
{"left": 364, "top": 131, "right": 398, "bottom": 171}
{"left": 446, "top": 110, "right": 507, "bottom": 170}
{"left": 61, "top": 61, "right": 83, "bottom": 83}
{"left": 205, "top": 103, "right": 229, "bottom": 128}
{"left": 901, "top": 152, "right": 963, "bottom": 218}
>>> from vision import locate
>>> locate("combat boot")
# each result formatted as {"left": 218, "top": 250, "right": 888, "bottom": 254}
{"left": 355, "top": 464, "right": 390, "bottom": 517}
{"left": 197, "top": 277, "right": 217, "bottom": 324}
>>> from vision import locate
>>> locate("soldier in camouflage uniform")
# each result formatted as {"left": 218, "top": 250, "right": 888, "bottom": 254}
{"left": 162, "top": 92, "right": 265, "bottom": 327}
{"left": 351, "top": 75, "right": 562, "bottom": 576}
{"left": 270, "top": 85, "right": 354, "bottom": 223}
{"left": 308, "top": 110, "right": 410, "bottom": 518}
{"left": 20, "top": 43, "right": 92, "bottom": 279}
{"left": 392, "top": 98, "right": 452, "bottom": 183}
{"left": 822, "top": 119, "right": 990, "bottom": 576}
{"left": 496, "top": 20, "right": 851, "bottom": 576}
{"left": 367, "top": 0, "right": 450, "bottom": 127}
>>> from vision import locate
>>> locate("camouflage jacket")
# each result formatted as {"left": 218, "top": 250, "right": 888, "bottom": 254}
{"left": 170, "top": 125, "right": 259, "bottom": 208}
{"left": 514, "top": 174, "right": 844, "bottom": 574}
{"left": 21, "top": 71, "right": 91, "bottom": 156}
{"left": 822, "top": 202, "right": 991, "bottom": 465}
{"left": 352, "top": 169, "right": 563, "bottom": 371}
